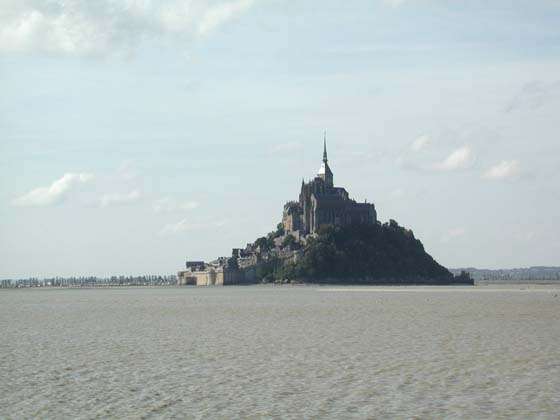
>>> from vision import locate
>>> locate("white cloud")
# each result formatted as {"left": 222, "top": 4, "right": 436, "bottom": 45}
{"left": 100, "top": 190, "right": 141, "bottom": 208}
{"left": 13, "top": 173, "right": 94, "bottom": 207}
{"left": 198, "top": 0, "right": 254, "bottom": 36}
{"left": 159, "top": 218, "right": 226, "bottom": 235}
{"left": 397, "top": 143, "right": 475, "bottom": 173}
{"left": 383, "top": 0, "right": 406, "bottom": 7}
{"left": 434, "top": 146, "right": 474, "bottom": 171}
{"left": 410, "top": 134, "right": 430, "bottom": 152}
{"left": 483, "top": 160, "right": 520, "bottom": 180}
{"left": 181, "top": 201, "right": 201, "bottom": 210}
{"left": 160, "top": 219, "right": 198, "bottom": 235}
{"left": 0, "top": 0, "right": 256, "bottom": 56}
{"left": 153, "top": 198, "right": 200, "bottom": 213}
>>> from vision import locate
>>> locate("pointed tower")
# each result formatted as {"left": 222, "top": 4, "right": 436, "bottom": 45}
{"left": 317, "top": 132, "right": 334, "bottom": 188}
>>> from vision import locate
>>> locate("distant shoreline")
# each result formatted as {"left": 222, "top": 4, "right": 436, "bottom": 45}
{"left": 3, "top": 279, "right": 560, "bottom": 290}
{"left": 475, "top": 279, "right": 560, "bottom": 285}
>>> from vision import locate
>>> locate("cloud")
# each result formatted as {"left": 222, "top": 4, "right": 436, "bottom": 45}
{"left": 410, "top": 134, "right": 430, "bottom": 152}
{"left": 153, "top": 198, "right": 200, "bottom": 213}
{"left": 100, "top": 190, "right": 141, "bottom": 208}
{"left": 434, "top": 146, "right": 474, "bottom": 171}
{"left": 159, "top": 218, "right": 226, "bottom": 235}
{"left": 483, "top": 160, "right": 520, "bottom": 180}
{"left": 181, "top": 201, "right": 201, "bottom": 210}
{"left": 198, "top": 0, "right": 254, "bottom": 36}
{"left": 383, "top": 0, "right": 406, "bottom": 7}
{"left": 159, "top": 219, "right": 203, "bottom": 235}
{"left": 13, "top": 173, "right": 94, "bottom": 207}
{"left": 397, "top": 130, "right": 479, "bottom": 174}
{"left": 397, "top": 142, "right": 475, "bottom": 174}
{"left": 0, "top": 0, "right": 256, "bottom": 56}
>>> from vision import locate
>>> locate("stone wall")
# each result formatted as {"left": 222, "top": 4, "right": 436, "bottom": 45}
{"left": 177, "top": 267, "right": 250, "bottom": 286}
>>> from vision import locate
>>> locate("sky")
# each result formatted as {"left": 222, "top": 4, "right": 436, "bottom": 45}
{"left": 1, "top": 0, "right": 560, "bottom": 278}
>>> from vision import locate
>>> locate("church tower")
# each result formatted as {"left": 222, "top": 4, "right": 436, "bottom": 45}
{"left": 283, "top": 132, "right": 376, "bottom": 236}
{"left": 317, "top": 133, "right": 333, "bottom": 188}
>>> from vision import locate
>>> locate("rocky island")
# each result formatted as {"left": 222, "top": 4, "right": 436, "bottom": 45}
{"left": 177, "top": 139, "right": 473, "bottom": 286}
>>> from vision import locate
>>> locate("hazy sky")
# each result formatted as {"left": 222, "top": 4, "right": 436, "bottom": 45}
{"left": 1, "top": 0, "right": 559, "bottom": 278}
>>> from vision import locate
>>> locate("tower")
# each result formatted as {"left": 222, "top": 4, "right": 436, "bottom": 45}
{"left": 317, "top": 132, "right": 333, "bottom": 188}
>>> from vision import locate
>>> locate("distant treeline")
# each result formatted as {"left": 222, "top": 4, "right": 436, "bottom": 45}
{"left": 450, "top": 267, "right": 560, "bottom": 281}
{"left": 0, "top": 275, "right": 177, "bottom": 288}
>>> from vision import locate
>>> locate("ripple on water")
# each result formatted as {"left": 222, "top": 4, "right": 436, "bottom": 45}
{"left": 1, "top": 285, "right": 560, "bottom": 419}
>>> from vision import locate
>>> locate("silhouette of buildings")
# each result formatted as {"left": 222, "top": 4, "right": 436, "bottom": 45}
{"left": 282, "top": 136, "right": 377, "bottom": 235}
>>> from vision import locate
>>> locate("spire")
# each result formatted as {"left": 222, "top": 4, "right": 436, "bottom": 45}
{"left": 323, "top": 131, "right": 328, "bottom": 163}
{"left": 317, "top": 131, "right": 333, "bottom": 187}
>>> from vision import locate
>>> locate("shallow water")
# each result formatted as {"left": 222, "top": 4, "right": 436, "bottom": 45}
{"left": 1, "top": 285, "right": 559, "bottom": 419}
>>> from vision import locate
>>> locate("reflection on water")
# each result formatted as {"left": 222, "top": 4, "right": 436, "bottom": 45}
{"left": 1, "top": 285, "right": 559, "bottom": 419}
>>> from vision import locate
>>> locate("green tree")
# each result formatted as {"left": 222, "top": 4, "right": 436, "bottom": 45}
{"left": 274, "top": 223, "right": 285, "bottom": 238}
{"left": 281, "top": 234, "right": 301, "bottom": 250}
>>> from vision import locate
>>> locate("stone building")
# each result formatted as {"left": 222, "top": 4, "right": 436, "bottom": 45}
{"left": 177, "top": 261, "right": 245, "bottom": 286}
{"left": 282, "top": 138, "right": 377, "bottom": 235}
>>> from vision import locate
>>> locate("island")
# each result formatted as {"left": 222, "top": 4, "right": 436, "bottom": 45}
{"left": 177, "top": 138, "right": 473, "bottom": 286}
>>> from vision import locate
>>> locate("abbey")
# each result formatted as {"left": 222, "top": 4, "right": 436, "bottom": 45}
{"left": 282, "top": 139, "right": 377, "bottom": 235}
{"left": 177, "top": 137, "right": 460, "bottom": 286}
{"left": 177, "top": 137, "right": 379, "bottom": 286}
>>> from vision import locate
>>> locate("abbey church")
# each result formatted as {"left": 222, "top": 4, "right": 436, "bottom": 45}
{"left": 282, "top": 139, "right": 377, "bottom": 235}
{"left": 178, "top": 138, "right": 378, "bottom": 285}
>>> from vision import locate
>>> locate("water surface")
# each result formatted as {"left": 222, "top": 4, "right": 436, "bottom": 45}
{"left": 1, "top": 285, "right": 559, "bottom": 419}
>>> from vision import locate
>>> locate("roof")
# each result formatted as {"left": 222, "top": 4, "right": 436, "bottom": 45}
{"left": 317, "top": 161, "right": 333, "bottom": 176}
{"left": 312, "top": 194, "right": 347, "bottom": 209}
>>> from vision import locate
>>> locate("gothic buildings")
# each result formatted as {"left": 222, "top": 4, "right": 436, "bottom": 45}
{"left": 178, "top": 137, "right": 378, "bottom": 285}
{"left": 282, "top": 139, "right": 377, "bottom": 235}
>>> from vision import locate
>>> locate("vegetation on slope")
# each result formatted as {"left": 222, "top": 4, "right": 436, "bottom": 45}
{"left": 256, "top": 221, "right": 472, "bottom": 284}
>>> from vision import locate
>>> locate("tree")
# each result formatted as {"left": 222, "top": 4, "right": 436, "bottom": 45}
{"left": 281, "top": 234, "right": 300, "bottom": 250}
{"left": 254, "top": 236, "right": 272, "bottom": 251}
{"left": 274, "top": 223, "right": 285, "bottom": 238}
{"left": 291, "top": 222, "right": 455, "bottom": 283}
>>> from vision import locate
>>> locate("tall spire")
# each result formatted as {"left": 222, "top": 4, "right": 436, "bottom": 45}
{"left": 323, "top": 131, "right": 328, "bottom": 163}
{"left": 317, "top": 131, "right": 333, "bottom": 187}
